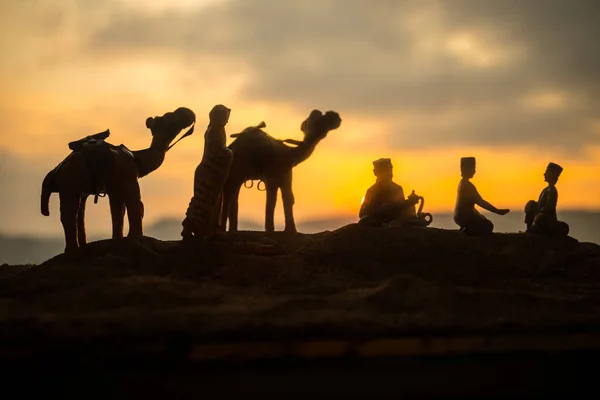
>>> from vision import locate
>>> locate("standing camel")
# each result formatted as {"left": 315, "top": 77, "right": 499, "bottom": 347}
{"left": 221, "top": 109, "right": 342, "bottom": 233}
{"left": 41, "top": 107, "right": 196, "bottom": 252}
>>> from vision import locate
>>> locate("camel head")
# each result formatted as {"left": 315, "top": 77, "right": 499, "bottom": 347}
{"left": 146, "top": 107, "right": 196, "bottom": 151}
{"left": 300, "top": 110, "right": 342, "bottom": 145}
{"left": 209, "top": 104, "right": 231, "bottom": 127}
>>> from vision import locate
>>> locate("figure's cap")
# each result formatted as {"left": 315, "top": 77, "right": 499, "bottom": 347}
{"left": 546, "top": 162, "right": 563, "bottom": 176}
{"left": 373, "top": 158, "right": 393, "bottom": 171}
{"left": 461, "top": 157, "right": 476, "bottom": 169}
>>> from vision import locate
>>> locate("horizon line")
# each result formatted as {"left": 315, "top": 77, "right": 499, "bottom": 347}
{"left": 3, "top": 208, "right": 600, "bottom": 240}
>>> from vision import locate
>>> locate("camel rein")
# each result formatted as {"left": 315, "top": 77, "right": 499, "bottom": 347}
{"left": 167, "top": 122, "right": 196, "bottom": 152}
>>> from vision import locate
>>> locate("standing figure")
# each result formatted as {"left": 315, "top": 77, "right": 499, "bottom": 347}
{"left": 453, "top": 157, "right": 510, "bottom": 236}
{"left": 181, "top": 105, "right": 233, "bottom": 239}
{"left": 358, "top": 158, "right": 419, "bottom": 227}
{"left": 524, "top": 162, "right": 569, "bottom": 236}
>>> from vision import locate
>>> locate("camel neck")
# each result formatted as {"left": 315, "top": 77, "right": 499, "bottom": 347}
{"left": 131, "top": 147, "right": 166, "bottom": 178}
{"left": 291, "top": 139, "right": 320, "bottom": 166}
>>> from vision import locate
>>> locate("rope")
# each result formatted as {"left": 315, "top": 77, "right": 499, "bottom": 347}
{"left": 243, "top": 180, "right": 267, "bottom": 191}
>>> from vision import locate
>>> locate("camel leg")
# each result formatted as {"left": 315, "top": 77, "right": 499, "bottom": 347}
{"left": 221, "top": 177, "right": 243, "bottom": 232}
{"left": 77, "top": 194, "right": 89, "bottom": 246}
{"left": 219, "top": 185, "right": 231, "bottom": 232}
{"left": 280, "top": 172, "right": 297, "bottom": 233}
{"left": 109, "top": 192, "right": 126, "bottom": 239}
{"left": 59, "top": 192, "right": 81, "bottom": 253}
{"left": 265, "top": 181, "right": 278, "bottom": 232}
{"left": 229, "top": 190, "right": 240, "bottom": 231}
{"left": 124, "top": 180, "right": 144, "bottom": 237}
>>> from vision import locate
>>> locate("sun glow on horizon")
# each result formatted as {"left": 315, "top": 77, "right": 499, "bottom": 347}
{"left": 1, "top": 0, "right": 600, "bottom": 238}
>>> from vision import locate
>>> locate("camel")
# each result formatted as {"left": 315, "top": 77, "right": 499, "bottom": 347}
{"left": 220, "top": 109, "right": 342, "bottom": 233}
{"left": 40, "top": 107, "right": 196, "bottom": 252}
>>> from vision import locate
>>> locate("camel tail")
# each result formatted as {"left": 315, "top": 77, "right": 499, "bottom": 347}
{"left": 41, "top": 170, "right": 55, "bottom": 216}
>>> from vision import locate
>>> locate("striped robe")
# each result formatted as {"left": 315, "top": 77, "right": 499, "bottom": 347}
{"left": 181, "top": 123, "right": 233, "bottom": 239}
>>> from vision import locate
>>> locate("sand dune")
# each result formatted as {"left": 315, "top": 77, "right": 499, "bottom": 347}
{"left": 1, "top": 224, "right": 600, "bottom": 348}
{"left": 3, "top": 210, "right": 599, "bottom": 265}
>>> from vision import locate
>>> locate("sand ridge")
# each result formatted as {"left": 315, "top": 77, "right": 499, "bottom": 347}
{"left": 1, "top": 224, "right": 600, "bottom": 346}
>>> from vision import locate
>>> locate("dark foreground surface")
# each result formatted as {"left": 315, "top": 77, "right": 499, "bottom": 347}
{"left": 2, "top": 346, "right": 599, "bottom": 397}
{"left": 2, "top": 224, "right": 600, "bottom": 396}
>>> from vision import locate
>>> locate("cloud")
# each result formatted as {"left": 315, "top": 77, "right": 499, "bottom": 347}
{"left": 75, "top": 0, "right": 600, "bottom": 152}
{"left": 1, "top": 1, "right": 598, "bottom": 238}
{"left": 3, "top": 0, "right": 600, "bottom": 154}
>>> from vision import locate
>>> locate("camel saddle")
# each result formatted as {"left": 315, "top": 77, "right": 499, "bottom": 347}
{"left": 68, "top": 129, "right": 111, "bottom": 151}
{"left": 64, "top": 129, "right": 149, "bottom": 202}
{"left": 66, "top": 129, "right": 115, "bottom": 203}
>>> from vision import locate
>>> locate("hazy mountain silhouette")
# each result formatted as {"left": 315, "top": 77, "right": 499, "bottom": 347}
{"left": 0, "top": 235, "right": 66, "bottom": 266}
{"left": 146, "top": 216, "right": 360, "bottom": 240}
{"left": 2, "top": 210, "right": 598, "bottom": 265}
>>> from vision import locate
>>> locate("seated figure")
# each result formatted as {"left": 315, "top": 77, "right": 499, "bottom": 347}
{"left": 524, "top": 162, "right": 569, "bottom": 237}
{"left": 358, "top": 158, "right": 419, "bottom": 227}
{"left": 454, "top": 157, "right": 510, "bottom": 236}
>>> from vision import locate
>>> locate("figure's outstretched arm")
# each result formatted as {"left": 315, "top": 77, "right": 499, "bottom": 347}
{"left": 475, "top": 194, "right": 510, "bottom": 215}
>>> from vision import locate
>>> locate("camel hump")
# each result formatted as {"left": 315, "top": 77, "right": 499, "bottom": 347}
{"left": 230, "top": 122, "right": 269, "bottom": 139}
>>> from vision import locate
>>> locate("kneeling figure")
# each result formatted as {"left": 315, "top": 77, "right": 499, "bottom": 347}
{"left": 524, "top": 162, "right": 569, "bottom": 237}
{"left": 453, "top": 157, "right": 510, "bottom": 236}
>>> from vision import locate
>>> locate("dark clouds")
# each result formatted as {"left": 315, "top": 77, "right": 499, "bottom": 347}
{"left": 443, "top": 0, "right": 600, "bottom": 92}
{"left": 55, "top": 1, "right": 600, "bottom": 150}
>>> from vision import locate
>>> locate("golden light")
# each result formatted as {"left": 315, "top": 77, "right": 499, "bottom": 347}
{"left": 1, "top": 1, "right": 599, "bottom": 239}
{"left": 444, "top": 31, "right": 523, "bottom": 69}
{"left": 521, "top": 91, "right": 567, "bottom": 111}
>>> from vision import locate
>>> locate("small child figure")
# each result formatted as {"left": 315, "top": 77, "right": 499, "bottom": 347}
{"left": 358, "top": 158, "right": 418, "bottom": 226}
{"left": 524, "top": 162, "right": 569, "bottom": 236}
{"left": 454, "top": 157, "right": 510, "bottom": 235}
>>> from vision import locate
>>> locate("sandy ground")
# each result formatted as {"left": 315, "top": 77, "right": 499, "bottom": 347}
{"left": 1, "top": 224, "right": 600, "bottom": 346}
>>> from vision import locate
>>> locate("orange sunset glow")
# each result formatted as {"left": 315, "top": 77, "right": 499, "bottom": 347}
{"left": 1, "top": 0, "right": 599, "bottom": 238}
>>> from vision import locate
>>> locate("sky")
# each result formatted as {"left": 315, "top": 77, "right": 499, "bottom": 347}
{"left": 1, "top": 0, "right": 599, "bottom": 237}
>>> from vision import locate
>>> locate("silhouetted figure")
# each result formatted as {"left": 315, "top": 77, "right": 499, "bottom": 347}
{"left": 358, "top": 158, "right": 419, "bottom": 227}
{"left": 220, "top": 110, "right": 342, "bottom": 233}
{"left": 181, "top": 105, "right": 233, "bottom": 240}
{"left": 41, "top": 107, "right": 196, "bottom": 253}
{"left": 454, "top": 157, "right": 509, "bottom": 236}
{"left": 524, "top": 162, "right": 569, "bottom": 237}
